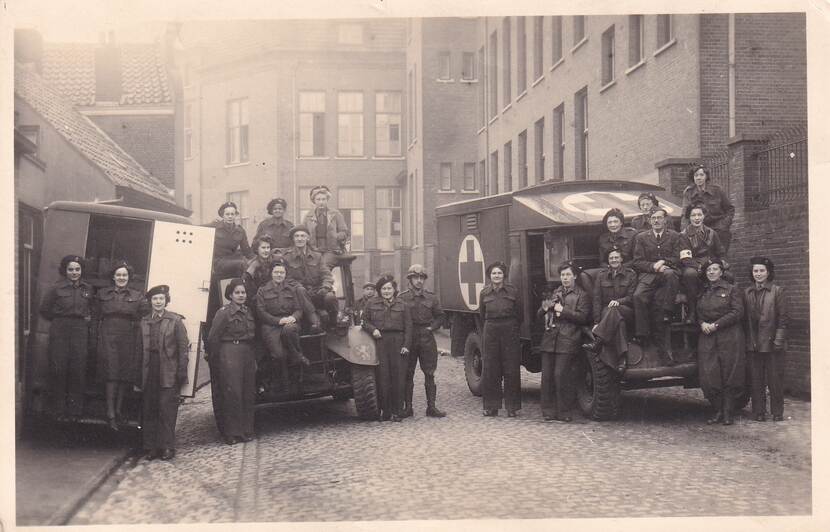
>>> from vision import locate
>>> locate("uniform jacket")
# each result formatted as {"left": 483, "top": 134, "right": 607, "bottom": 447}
{"left": 281, "top": 246, "right": 334, "bottom": 292}
{"left": 632, "top": 229, "right": 692, "bottom": 273}
{"left": 696, "top": 279, "right": 745, "bottom": 357}
{"left": 399, "top": 288, "right": 444, "bottom": 329}
{"left": 744, "top": 282, "right": 789, "bottom": 352}
{"left": 39, "top": 278, "right": 94, "bottom": 319}
{"left": 208, "top": 220, "right": 254, "bottom": 261}
{"left": 538, "top": 284, "right": 590, "bottom": 354}
{"left": 302, "top": 207, "right": 349, "bottom": 253}
{"left": 591, "top": 267, "right": 637, "bottom": 324}
{"left": 243, "top": 256, "right": 273, "bottom": 296}
{"left": 95, "top": 286, "right": 145, "bottom": 319}
{"left": 354, "top": 296, "right": 373, "bottom": 324}
{"left": 479, "top": 283, "right": 523, "bottom": 324}
{"left": 254, "top": 216, "right": 294, "bottom": 250}
{"left": 256, "top": 280, "right": 313, "bottom": 326}
{"left": 361, "top": 296, "right": 412, "bottom": 350}
{"left": 680, "top": 224, "right": 726, "bottom": 268}
{"left": 207, "top": 302, "right": 257, "bottom": 356}
{"left": 138, "top": 310, "right": 189, "bottom": 389}
{"left": 680, "top": 184, "right": 735, "bottom": 232}
{"left": 597, "top": 227, "right": 638, "bottom": 266}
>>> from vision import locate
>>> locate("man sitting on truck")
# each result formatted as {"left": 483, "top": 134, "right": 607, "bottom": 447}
{"left": 281, "top": 225, "right": 339, "bottom": 330}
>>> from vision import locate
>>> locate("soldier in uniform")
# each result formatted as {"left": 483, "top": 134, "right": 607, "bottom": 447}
{"left": 681, "top": 165, "right": 735, "bottom": 252}
{"left": 680, "top": 202, "right": 728, "bottom": 319}
{"left": 243, "top": 235, "right": 276, "bottom": 299}
{"left": 39, "top": 254, "right": 95, "bottom": 419}
{"left": 256, "top": 260, "right": 314, "bottom": 368}
{"left": 353, "top": 282, "right": 376, "bottom": 325}
{"left": 208, "top": 201, "right": 254, "bottom": 279}
{"left": 399, "top": 264, "right": 447, "bottom": 418}
{"left": 281, "top": 225, "right": 336, "bottom": 330}
{"left": 302, "top": 186, "right": 350, "bottom": 270}
{"left": 254, "top": 198, "right": 294, "bottom": 252}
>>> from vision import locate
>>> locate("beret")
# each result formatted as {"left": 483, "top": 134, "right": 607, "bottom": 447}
{"left": 218, "top": 201, "right": 238, "bottom": 217}
{"left": 146, "top": 284, "right": 170, "bottom": 299}
{"left": 288, "top": 225, "right": 310, "bottom": 239}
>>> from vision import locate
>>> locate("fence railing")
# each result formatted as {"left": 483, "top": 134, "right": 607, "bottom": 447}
{"left": 749, "top": 137, "right": 808, "bottom": 210}
{"left": 705, "top": 150, "right": 731, "bottom": 197}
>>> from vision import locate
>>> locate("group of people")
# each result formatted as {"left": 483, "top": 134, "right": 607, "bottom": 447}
{"left": 479, "top": 165, "right": 789, "bottom": 426}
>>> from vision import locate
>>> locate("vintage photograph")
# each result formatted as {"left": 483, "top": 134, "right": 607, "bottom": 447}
{"left": 9, "top": 0, "right": 821, "bottom": 528}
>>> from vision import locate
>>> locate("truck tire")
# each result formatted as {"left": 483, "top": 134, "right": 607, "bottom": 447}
{"left": 351, "top": 365, "right": 380, "bottom": 420}
{"left": 576, "top": 352, "right": 621, "bottom": 420}
{"left": 464, "top": 332, "right": 483, "bottom": 397}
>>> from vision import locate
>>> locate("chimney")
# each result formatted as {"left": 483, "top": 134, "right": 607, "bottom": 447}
{"left": 95, "top": 31, "right": 122, "bottom": 103}
{"left": 14, "top": 29, "right": 43, "bottom": 73}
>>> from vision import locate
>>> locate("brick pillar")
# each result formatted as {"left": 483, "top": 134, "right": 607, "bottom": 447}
{"left": 654, "top": 157, "right": 698, "bottom": 203}
{"left": 724, "top": 134, "right": 767, "bottom": 263}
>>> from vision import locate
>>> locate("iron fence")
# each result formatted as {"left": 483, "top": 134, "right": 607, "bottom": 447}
{"left": 749, "top": 137, "right": 808, "bottom": 210}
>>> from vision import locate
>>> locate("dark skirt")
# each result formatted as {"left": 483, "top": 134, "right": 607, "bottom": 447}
{"left": 99, "top": 316, "right": 140, "bottom": 382}
{"left": 213, "top": 341, "right": 257, "bottom": 438}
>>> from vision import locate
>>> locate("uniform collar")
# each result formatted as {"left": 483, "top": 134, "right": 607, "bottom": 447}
{"left": 152, "top": 309, "right": 166, "bottom": 320}
{"left": 709, "top": 278, "right": 730, "bottom": 290}
{"left": 750, "top": 280, "right": 772, "bottom": 292}
{"left": 228, "top": 302, "right": 247, "bottom": 314}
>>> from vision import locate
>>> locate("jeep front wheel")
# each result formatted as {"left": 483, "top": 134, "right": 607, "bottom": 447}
{"left": 576, "top": 352, "right": 621, "bottom": 420}
{"left": 351, "top": 365, "right": 380, "bottom": 420}
{"left": 464, "top": 332, "right": 483, "bottom": 396}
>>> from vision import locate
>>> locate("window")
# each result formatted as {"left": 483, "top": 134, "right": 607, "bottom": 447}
{"left": 338, "top": 187, "right": 364, "bottom": 251}
{"left": 551, "top": 16, "right": 563, "bottom": 64}
{"left": 504, "top": 141, "right": 513, "bottom": 190}
{"left": 502, "top": 18, "right": 512, "bottom": 106}
{"left": 184, "top": 104, "right": 193, "bottom": 159}
{"left": 629, "top": 15, "right": 644, "bottom": 67}
{"left": 533, "top": 16, "right": 544, "bottom": 80}
{"left": 656, "top": 15, "right": 673, "bottom": 48}
{"left": 298, "top": 186, "right": 314, "bottom": 222}
{"left": 517, "top": 17, "right": 527, "bottom": 93}
{"left": 440, "top": 163, "right": 453, "bottom": 191}
{"left": 463, "top": 162, "right": 476, "bottom": 191}
{"left": 299, "top": 91, "right": 326, "bottom": 157}
{"left": 601, "top": 26, "right": 615, "bottom": 86}
{"left": 534, "top": 117, "right": 545, "bottom": 182}
{"left": 573, "top": 16, "right": 585, "bottom": 46}
{"left": 518, "top": 130, "right": 528, "bottom": 187}
{"left": 227, "top": 190, "right": 250, "bottom": 232}
{"left": 552, "top": 104, "right": 565, "bottom": 181}
{"left": 574, "top": 88, "right": 588, "bottom": 180}
{"left": 480, "top": 159, "right": 487, "bottom": 195}
{"left": 338, "top": 91, "right": 363, "bottom": 156}
{"left": 490, "top": 151, "right": 500, "bottom": 194}
{"left": 338, "top": 24, "right": 363, "bottom": 45}
{"left": 226, "top": 98, "right": 249, "bottom": 164}
{"left": 438, "top": 51, "right": 451, "bottom": 80}
{"left": 375, "top": 92, "right": 402, "bottom": 156}
{"left": 478, "top": 47, "right": 486, "bottom": 126}
{"left": 462, "top": 52, "right": 475, "bottom": 80}
{"left": 19, "top": 125, "right": 40, "bottom": 158}
{"left": 376, "top": 187, "right": 402, "bottom": 250}
{"left": 489, "top": 31, "right": 498, "bottom": 117}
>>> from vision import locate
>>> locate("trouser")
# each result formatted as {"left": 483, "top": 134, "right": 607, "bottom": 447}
{"left": 592, "top": 305, "right": 634, "bottom": 368}
{"left": 405, "top": 326, "right": 439, "bottom": 409}
{"left": 309, "top": 289, "right": 340, "bottom": 325}
{"left": 482, "top": 319, "right": 521, "bottom": 412}
{"left": 749, "top": 350, "right": 785, "bottom": 417}
{"left": 376, "top": 331, "right": 407, "bottom": 417}
{"left": 714, "top": 227, "right": 733, "bottom": 254}
{"left": 261, "top": 323, "right": 303, "bottom": 364}
{"left": 49, "top": 317, "right": 89, "bottom": 417}
{"left": 699, "top": 345, "right": 746, "bottom": 407}
{"left": 320, "top": 251, "right": 341, "bottom": 270}
{"left": 142, "top": 349, "right": 180, "bottom": 450}
{"left": 680, "top": 266, "right": 700, "bottom": 316}
{"left": 633, "top": 269, "right": 679, "bottom": 337}
{"left": 540, "top": 352, "right": 578, "bottom": 417}
{"left": 214, "top": 342, "right": 256, "bottom": 438}
{"left": 213, "top": 255, "right": 247, "bottom": 279}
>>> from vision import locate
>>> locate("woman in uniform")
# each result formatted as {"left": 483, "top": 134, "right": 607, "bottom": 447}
{"left": 681, "top": 165, "right": 735, "bottom": 252}
{"left": 39, "top": 254, "right": 95, "bottom": 420}
{"left": 256, "top": 260, "right": 313, "bottom": 368}
{"left": 680, "top": 202, "right": 728, "bottom": 318}
{"left": 243, "top": 235, "right": 276, "bottom": 299}
{"left": 209, "top": 201, "right": 254, "bottom": 279}
{"left": 362, "top": 274, "right": 412, "bottom": 422}
{"left": 631, "top": 192, "right": 659, "bottom": 232}
{"left": 696, "top": 258, "right": 745, "bottom": 426}
{"left": 96, "top": 261, "right": 145, "bottom": 430}
{"left": 744, "top": 257, "right": 790, "bottom": 422}
{"left": 207, "top": 278, "right": 257, "bottom": 444}
{"left": 137, "top": 285, "right": 189, "bottom": 460}
{"left": 479, "top": 261, "right": 523, "bottom": 417}
{"left": 538, "top": 262, "right": 591, "bottom": 422}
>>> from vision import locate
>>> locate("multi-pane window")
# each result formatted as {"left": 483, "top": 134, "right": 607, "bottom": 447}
{"left": 299, "top": 91, "right": 326, "bottom": 157}
{"left": 226, "top": 98, "right": 249, "bottom": 164}
{"left": 490, "top": 151, "right": 500, "bottom": 194}
{"left": 489, "top": 31, "right": 498, "bottom": 117}
{"left": 573, "top": 16, "right": 585, "bottom": 46}
{"left": 504, "top": 141, "right": 513, "bottom": 190}
{"left": 226, "top": 190, "right": 250, "bottom": 232}
{"left": 375, "top": 92, "right": 402, "bottom": 156}
{"left": 298, "top": 186, "right": 314, "bottom": 222}
{"left": 438, "top": 51, "right": 451, "bottom": 80}
{"left": 517, "top": 17, "right": 527, "bottom": 93}
{"left": 551, "top": 16, "right": 563, "bottom": 64}
{"left": 534, "top": 117, "right": 545, "bottom": 182}
{"left": 478, "top": 47, "right": 486, "bottom": 126}
{"left": 629, "top": 15, "right": 644, "bottom": 66}
{"left": 502, "top": 18, "right": 512, "bottom": 106}
{"left": 657, "top": 15, "right": 673, "bottom": 48}
{"left": 376, "top": 187, "right": 402, "bottom": 251}
{"left": 184, "top": 104, "right": 193, "bottom": 159}
{"left": 553, "top": 104, "right": 565, "bottom": 181}
{"left": 463, "top": 162, "right": 476, "bottom": 191}
{"left": 533, "top": 16, "right": 544, "bottom": 80}
{"left": 480, "top": 159, "right": 487, "bottom": 195}
{"left": 338, "top": 91, "right": 364, "bottom": 156}
{"left": 440, "top": 163, "right": 453, "bottom": 191}
{"left": 601, "top": 26, "right": 615, "bottom": 86}
{"left": 462, "top": 52, "right": 475, "bottom": 80}
{"left": 518, "top": 130, "right": 528, "bottom": 187}
{"left": 20, "top": 211, "right": 34, "bottom": 336}
{"left": 338, "top": 187, "right": 364, "bottom": 251}
{"left": 575, "top": 88, "right": 588, "bottom": 180}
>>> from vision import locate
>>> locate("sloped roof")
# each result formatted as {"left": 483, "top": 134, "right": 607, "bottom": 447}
{"left": 15, "top": 63, "right": 175, "bottom": 205}
{"left": 41, "top": 42, "right": 172, "bottom": 106}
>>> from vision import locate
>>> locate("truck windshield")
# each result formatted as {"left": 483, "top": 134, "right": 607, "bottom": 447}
{"left": 84, "top": 215, "right": 153, "bottom": 288}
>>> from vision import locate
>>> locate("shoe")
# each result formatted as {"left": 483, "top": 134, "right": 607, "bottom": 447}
{"left": 401, "top": 406, "right": 414, "bottom": 418}
{"left": 223, "top": 436, "right": 238, "bottom": 445}
{"left": 773, "top": 414, "right": 784, "bottom": 422}
{"left": 380, "top": 411, "right": 391, "bottom": 421}
{"left": 543, "top": 415, "right": 556, "bottom": 421}
{"left": 582, "top": 338, "right": 602, "bottom": 353}
{"left": 145, "top": 449, "right": 162, "bottom": 461}
{"left": 755, "top": 414, "right": 767, "bottom": 422}
{"left": 390, "top": 414, "right": 403, "bottom": 422}
{"left": 706, "top": 411, "right": 724, "bottom": 425}
{"left": 483, "top": 409, "right": 498, "bottom": 417}
{"left": 507, "top": 410, "right": 518, "bottom": 418}
{"left": 241, "top": 434, "right": 255, "bottom": 442}
{"left": 426, "top": 406, "right": 446, "bottom": 418}
{"left": 160, "top": 449, "right": 176, "bottom": 461}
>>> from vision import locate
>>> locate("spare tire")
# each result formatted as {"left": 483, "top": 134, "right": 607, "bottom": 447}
{"left": 463, "top": 331, "right": 483, "bottom": 397}
{"left": 576, "top": 352, "right": 621, "bottom": 420}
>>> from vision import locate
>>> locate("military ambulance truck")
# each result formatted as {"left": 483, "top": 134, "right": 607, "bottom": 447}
{"left": 436, "top": 180, "right": 731, "bottom": 420}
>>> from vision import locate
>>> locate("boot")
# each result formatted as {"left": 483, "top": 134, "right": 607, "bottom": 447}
{"left": 722, "top": 394, "right": 734, "bottom": 426}
{"left": 706, "top": 396, "right": 724, "bottom": 425}
{"left": 425, "top": 383, "right": 446, "bottom": 417}
{"left": 402, "top": 381, "right": 414, "bottom": 418}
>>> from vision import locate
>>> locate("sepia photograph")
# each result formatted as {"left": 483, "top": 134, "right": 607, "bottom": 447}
{"left": 5, "top": 0, "right": 827, "bottom": 529}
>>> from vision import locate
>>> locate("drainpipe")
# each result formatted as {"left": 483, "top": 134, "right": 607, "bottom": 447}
{"left": 728, "top": 14, "right": 736, "bottom": 138}
{"left": 484, "top": 17, "right": 490, "bottom": 197}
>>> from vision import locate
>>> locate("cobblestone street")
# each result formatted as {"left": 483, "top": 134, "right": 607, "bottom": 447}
{"left": 71, "top": 351, "right": 811, "bottom": 524}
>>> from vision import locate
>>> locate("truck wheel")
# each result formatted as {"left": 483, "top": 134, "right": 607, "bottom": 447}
{"left": 464, "top": 332, "right": 483, "bottom": 397}
{"left": 576, "top": 353, "right": 621, "bottom": 420}
{"left": 351, "top": 365, "right": 380, "bottom": 420}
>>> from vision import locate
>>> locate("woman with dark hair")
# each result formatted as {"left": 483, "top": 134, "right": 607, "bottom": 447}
{"left": 631, "top": 193, "right": 659, "bottom": 232}
{"left": 207, "top": 278, "right": 257, "bottom": 444}
{"left": 598, "top": 208, "right": 638, "bottom": 267}
{"left": 254, "top": 197, "right": 294, "bottom": 251}
{"left": 681, "top": 165, "right": 735, "bottom": 252}
{"left": 244, "top": 234, "right": 276, "bottom": 298}
{"left": 479, "top": 261, "right": 523, "bottom": 417}
{"left": 208, "top": 201, "right": 254, "bottom": 279}
{"left": 95, "top": 260, "right": 145, "bottom": 430}
{"left": 39, "top": 254, "right": 94, "bottom": 419}
{"left": 137, "top": 285, "right": 189, "bottom": 460}
{"left": 362, "top": 274, "right": 412, "bottom": 421}
{"left": 696, "top": 258, "right": 745, "bottom": 426}
{"left": 257, "top": 260, "right": 313, "bottom": 368}
{"left": 538, "top": 261, "right": 591, "bottom": 422}
{"left": 744, "top": 257, "right": 790, "bottom": 422}
{"left": 680, "top": 202, "right": 727, "bottom": 319}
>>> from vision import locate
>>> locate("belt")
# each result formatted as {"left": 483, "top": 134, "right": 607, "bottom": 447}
{"left": 54, "top": 315, "right": 88, "bottom": 321}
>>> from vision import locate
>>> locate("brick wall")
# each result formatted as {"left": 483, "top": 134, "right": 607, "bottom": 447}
{"left": 698, "top": 14, "right": 730, "bottom": 158}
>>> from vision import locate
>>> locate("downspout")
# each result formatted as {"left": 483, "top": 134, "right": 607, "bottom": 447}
{"left": 484, "top": 17, "right": 490, "bottom": 197}
{"left": 728, "top": 14, "right": 736, "bottom": 138}
{"left": 291, "top": 60, "right": 298, "bottom": 221}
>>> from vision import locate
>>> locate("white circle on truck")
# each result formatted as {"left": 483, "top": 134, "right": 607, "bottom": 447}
{"left": 458, "top": 235, "right": 486, "bottom": 310}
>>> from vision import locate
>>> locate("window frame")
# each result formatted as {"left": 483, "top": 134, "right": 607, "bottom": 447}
{"left": 463, "top": 162, "right": 477, "bottom": 191}
{"left": 461, "top": 51, "right": 476, "bottom": 81}
{"left": 628, "top": 15, "right": 645, "bottom": 68}
{"left": 516, "top": 16, "right": 527, "bottom": 94}
{"left": 338, "top": 187, "right": 365, "bottom": 251}
{"left": 551, "top": 16, "right": 563, "bottom": 65}
{"left": 439, "top": 162, "right": 453, "bottom": 191}
{"left": 337, "top": 91, "right": 365, "bottom": 157}
{"left": 502, "top": 18, "right": 512, "bottom": 107}
{"left": 533, "top": 16, "right": 544, "bottom": 81}
{"left": 601, "top": 25, "right": 616, "bottom": 87}
{"left": 299, "top": 91, "right": 327, "bottom": 157}
{"left": 534, "top": 116, "right": 545, "bottom": 183}
{"left": 375, "top": 91, "right": 402, "bottom": 157}
{"left": 225, "top": 98, "right": 249, "bottom": 165}
{"left": 376, "top": 187, "right": 403, "bottom": 251}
